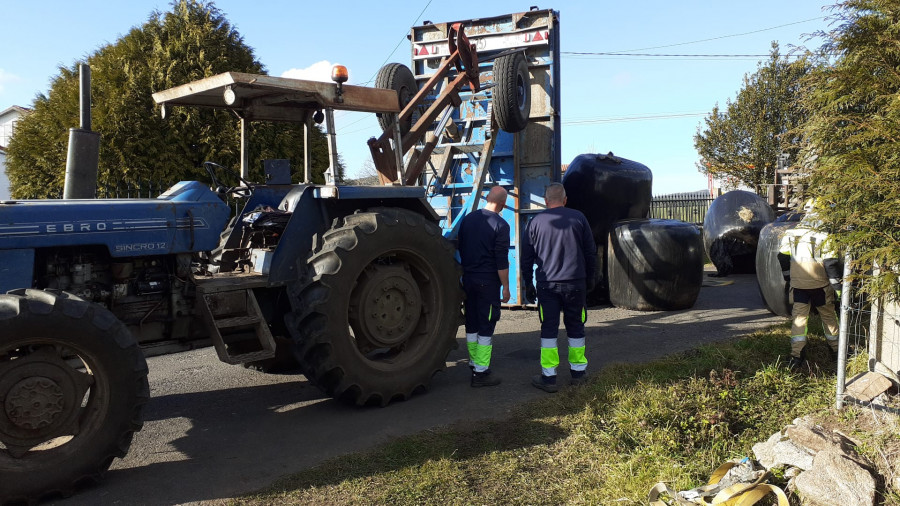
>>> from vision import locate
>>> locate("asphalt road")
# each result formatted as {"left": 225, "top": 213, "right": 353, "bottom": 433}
{"left": 52, "top": 270, "right": 783, "bottom": 505}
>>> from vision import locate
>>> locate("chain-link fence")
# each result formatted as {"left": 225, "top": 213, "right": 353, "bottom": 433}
{"left": 835, "top": 260, "right": 900, "bottom": 409}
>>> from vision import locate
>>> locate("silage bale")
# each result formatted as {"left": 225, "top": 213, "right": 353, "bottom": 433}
{"left": 563, "top": 153, "right": 652, "bottom": 304}
{"left": 755, "top": 212, "right": 802, "bottom": 316}
{"left": 702, "top": 190, "right": 775, "bottom": 276}
{"left": 608, "top": 218, "right": 704, "bottom": 311}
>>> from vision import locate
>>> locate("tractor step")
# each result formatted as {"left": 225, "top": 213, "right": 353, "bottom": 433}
{"left": 196, "top": 285, "right": 275, "bottom": 365}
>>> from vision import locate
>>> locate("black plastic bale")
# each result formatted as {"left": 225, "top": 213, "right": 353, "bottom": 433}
{"left": 702, "top": 190, "right": 775, "bottom": 276}
{"left": 755, "top": 213, "right": 803, "bottom": 317}
{"left": 607, "top": 218, "right": 704, "bottom": 311}
{"left": 562, "top": 153, "right": 652, "bottom": 303}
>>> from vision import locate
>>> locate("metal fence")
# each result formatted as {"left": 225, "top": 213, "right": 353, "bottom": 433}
{"left": 649, "top": 193, "right": 714, "bottom": 226}
{"left": 97, "top": 179, "right": 171, "bottom": 199}
{"left": 835, "top": 260, "right": 900, "bottom": 410}
{"left": 96, "top": 179, "right": 242, "bottom": 214}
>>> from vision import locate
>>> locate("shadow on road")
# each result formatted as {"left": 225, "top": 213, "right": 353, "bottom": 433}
{"left": 51, "top": 273, "right": 785, "bottom": 505}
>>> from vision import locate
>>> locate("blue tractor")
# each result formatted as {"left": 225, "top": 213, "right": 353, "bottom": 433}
{"left": 0, "top": 18, "right": 538, "bottom": 503}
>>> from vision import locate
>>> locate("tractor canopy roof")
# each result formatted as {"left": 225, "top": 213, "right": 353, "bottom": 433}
{"left": 152, "top": 72, "right": 400, "bottom": 123}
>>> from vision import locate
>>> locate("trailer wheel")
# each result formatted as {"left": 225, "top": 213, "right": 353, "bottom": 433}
{"left": 492, "top": 52, "right": 531, "bottom": 133}
{"left": 287, "top": 208, "right": 462, "bottom": 406}
{"left": 0, "top": 289, "right": 149, "bottom": 503}
{"left": 375, "top": 63, "right": 418, "bottom": 136}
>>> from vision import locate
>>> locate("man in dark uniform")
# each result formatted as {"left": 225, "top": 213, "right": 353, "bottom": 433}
{"left": 521, "top": 183, "right": 597, "bottom": 393}
{"left": 458, "top": 186, "right": 510, "bottom": 387}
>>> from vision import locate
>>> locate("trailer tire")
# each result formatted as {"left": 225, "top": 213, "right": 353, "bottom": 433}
{"left": 375, "top": 63, "right": 418, "bottom": 136}
{"left": 0, "top": 289, "right": 149, "bottom": 504}
{"left": 493, "top": 52, "right": 531, "bottom": 133}
{"left": 286, "top": 208, "right": 462, "bottom": 406}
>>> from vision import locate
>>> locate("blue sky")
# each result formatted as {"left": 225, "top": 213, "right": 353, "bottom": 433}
{"left": 1, "top": 1, "right": 833, "bottom": 193}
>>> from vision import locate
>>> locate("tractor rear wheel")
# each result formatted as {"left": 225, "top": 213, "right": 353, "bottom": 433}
{"left": 492, "top": 52, "right": 531, "bottom": 133}
{"left": 0, "top": 289, "right": 149, "bottom": 503}
{"left": 375, "top": 63, "right": 418, "bottom": 136}
{"left": 286, "top": 208, "right": 462, "bottom": 406}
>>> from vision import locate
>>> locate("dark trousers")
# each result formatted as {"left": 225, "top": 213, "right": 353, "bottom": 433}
{"left": 463, "top": 275, "right": 501, "bottom": 336}
{"left": 537, "top": 281, "right": 587, "bottom": 340}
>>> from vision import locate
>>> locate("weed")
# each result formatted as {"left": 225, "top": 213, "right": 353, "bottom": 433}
{"left": 234, "top": 326, "right": 898, "bottom": 505}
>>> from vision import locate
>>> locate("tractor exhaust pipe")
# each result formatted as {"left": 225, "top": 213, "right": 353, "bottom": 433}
{"left": 63, "top": 63, "right": 101, "bottom": 199}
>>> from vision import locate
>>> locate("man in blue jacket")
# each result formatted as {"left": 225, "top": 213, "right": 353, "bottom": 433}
{"left": 458, "top": 186, "right": 511, "bottom": 387}
{"left": 521, "top": 183, "right": 597, "bottom": 392}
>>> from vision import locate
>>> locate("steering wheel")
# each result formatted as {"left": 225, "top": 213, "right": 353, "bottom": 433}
{"left": 203, "top": 161, "right": 254, "bottom": 197}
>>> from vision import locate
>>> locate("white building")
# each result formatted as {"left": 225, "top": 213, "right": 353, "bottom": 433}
{"left": 0, "top": 106, "right": 31, "bottom": 200}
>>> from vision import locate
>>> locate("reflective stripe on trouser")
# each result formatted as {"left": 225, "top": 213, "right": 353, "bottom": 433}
{"left": 540, "top": 337, "right": 587, "bottom": 376}
{"left": 790, "top": 334, "right": 807, "bottom": 358}
{"left": 569, "top": 337, "right": 587, "bottom": 372}
{"left": 466, "top": 332, "right": 478, "bottom": 368}
{"left": 472, "top": 334, "right": 493, "bottom": 373}
{"left": 540, "top": 338, "right": 560, "bottom": 376}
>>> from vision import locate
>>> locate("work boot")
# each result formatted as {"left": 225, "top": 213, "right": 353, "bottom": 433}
{"left": 788, "top": 348, "right": 807, "bottom": 371}
{"left": 471, "top": 370, "right": 501, "bottom": 388}
{"left": 531, "top": 374, "right": 558, "bottom": 393}
{"left": 570, "top": 370, "right": 588, "bottom": 386}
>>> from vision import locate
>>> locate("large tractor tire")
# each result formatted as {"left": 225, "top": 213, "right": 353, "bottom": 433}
{"left": 0, "top": 289, "right": 149, "bottom": 504}
{"left": 492, "top": 52, "right": 531, "bottom": 133}
{"left": 375, "top": 63, "right": 418, "bottom": 136}
{"left": 286, "top": 208, "right": 463, "bottom": 406}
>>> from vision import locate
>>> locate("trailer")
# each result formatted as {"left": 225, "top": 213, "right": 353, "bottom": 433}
{"left": 387, "top": 8, "right": 561, "bottom": 305}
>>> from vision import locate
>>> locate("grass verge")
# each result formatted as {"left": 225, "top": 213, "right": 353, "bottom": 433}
{"left": 235, "top": 321, "right": 898, "bottom": 505}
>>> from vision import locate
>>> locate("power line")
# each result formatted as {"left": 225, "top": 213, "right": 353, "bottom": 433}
{"left": 562, "top": 52, "right": 809, "bottom": 59}
{"left": 563, "top": 112, "right": 707, "bottom": 126}
{"left": 607, "top": 16, "right": 825, "bottom": 53}
{"left": 357, "top": 0, "right": 433, "bottom": 86}
{"left": 336, "top": 0, "right": 433, "bottom": 133}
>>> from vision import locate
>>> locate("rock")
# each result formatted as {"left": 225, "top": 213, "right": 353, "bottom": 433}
{"left": 785, "top": 424, "right": 830, "bottom": 454}
{"left": 794, "top": 448, "right": 876, "bottom": 506}
{"left": 786, "top": 423, "right": 872, "bottom": 472}
{"left": 845, "top": 371, "right": 893, "bottom": 403}
{"left": 752, "top": 431, "right": 782, "bottom": 469}
{"left": 772, "top": 438, "right": 815, "bottom": 470}
{"left": 784, "top": 466, "right": 802, "bottom": 479}
{"left": 753, "top": 428, "right": 816, "bottom": 471}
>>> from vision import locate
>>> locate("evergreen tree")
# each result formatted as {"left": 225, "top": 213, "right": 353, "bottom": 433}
{"left": 694, "top": 43, "right": 815, "bottom": 190}
{"left": 799, "top": 0, "right": 900, "bottom": 298}
{"left": 6, "top": 0, "right": 340, "bottom": 199}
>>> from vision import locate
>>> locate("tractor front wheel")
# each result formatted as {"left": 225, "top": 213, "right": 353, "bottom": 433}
{"left": 0, "top": 289, "right": 149, "bottom": 504}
